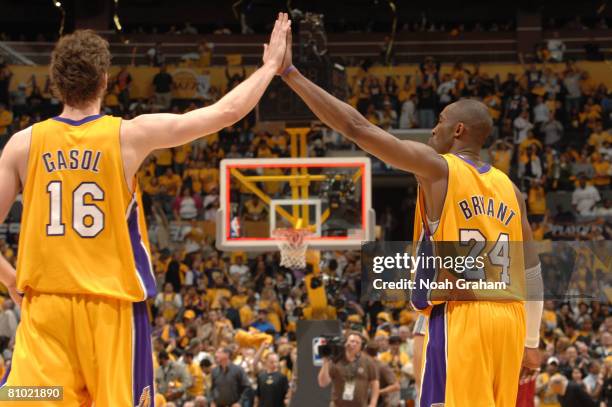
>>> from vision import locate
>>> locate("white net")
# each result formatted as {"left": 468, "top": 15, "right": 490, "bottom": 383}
{"left": 273, "top": 228, "right": 313, "bottom": 269}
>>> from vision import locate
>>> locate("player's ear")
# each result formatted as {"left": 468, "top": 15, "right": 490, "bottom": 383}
{"left": 454, "top": 122, "right": 464, "bottom": 138}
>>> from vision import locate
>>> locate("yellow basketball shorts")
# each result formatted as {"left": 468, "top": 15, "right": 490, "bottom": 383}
{"left": 0, "top": 290, "right": 154, "bottom": 406}
{"left": 419, "top": 301, "right": 526, "bottom": 407}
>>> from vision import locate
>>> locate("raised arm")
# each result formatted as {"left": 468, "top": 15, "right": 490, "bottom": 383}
{"left": 280, "top": 31, "right": 446, "bottom": 181}
{"left": 120, "top": 13, "right": 291, "bottom": 178}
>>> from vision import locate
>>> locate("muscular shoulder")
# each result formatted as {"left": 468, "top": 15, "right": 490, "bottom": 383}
{"left": 4, "top": 126, "right": 32, "bottom": 157}
{"left": 2, "top": 126, "right": 32, "bottom": 184}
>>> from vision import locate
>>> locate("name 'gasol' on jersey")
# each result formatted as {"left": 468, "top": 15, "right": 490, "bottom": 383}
{"left": 41, "top": 149, "right": 103, "bottom": 173}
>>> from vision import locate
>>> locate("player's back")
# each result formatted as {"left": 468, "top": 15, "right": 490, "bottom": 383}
{"left": 16, "top": 114, "right": 155, "bottom": 301}
{"left": 413, "top": 153, "right": 525, "bottom": 301}
{"left": 414, "top": 153, "right": 529, "bottom": 407}
{"left": 435, "top": 153, "right": 522, "bottom": 242}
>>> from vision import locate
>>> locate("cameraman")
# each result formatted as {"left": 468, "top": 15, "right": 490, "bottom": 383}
{"left": 318, "top": 332, "right": 379, "bottom": 407}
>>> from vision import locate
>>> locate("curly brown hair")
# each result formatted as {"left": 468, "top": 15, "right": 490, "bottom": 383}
{"left": 50, "top": 30, "right": 111, "bottom": 108}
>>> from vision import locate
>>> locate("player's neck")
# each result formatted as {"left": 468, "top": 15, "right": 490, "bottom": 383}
{"left": 451, "top": 147, "right": 482, "bottom": 164}
{"left": 59, "top": 101, "right": 102, "bottom": 121}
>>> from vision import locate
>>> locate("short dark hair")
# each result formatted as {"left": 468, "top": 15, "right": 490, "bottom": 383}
{"left": 389, "top": 335, "right": 402, "bottom": 345}
{"left": 50, "top": 30, "right": 110, "bottom": 107}
{"left": 364, "top": 341, "right": 379, "bottom": 357}
{"left": 158, "top": 350, "right": 169, "bottom": 362}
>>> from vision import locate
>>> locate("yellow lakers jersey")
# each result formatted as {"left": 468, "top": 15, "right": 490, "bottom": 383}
{"left": 413, "top": 153, "right": 525, "bottom": 301}
{"left": 16, "top": 115, "right": 155, "bottom": 301}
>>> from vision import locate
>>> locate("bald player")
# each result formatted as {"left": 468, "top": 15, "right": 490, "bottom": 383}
{"left": 277, "top": 30, "right": 543, "bottom": 407}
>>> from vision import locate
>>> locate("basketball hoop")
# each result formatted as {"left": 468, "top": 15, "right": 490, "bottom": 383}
{"left": 273, "top": 228, "right": 314, "bottom": 269}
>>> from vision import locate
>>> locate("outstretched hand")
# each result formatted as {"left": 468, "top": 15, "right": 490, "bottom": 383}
{"left": 262, "top": 12, "right": 291, "bottom": 70}
{"left": 279, "top": 23, "right": 293, "bottom": 75}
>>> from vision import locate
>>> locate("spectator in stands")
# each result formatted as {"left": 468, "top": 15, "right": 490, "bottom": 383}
{"left": 513, "top": 110, "right": 534, "bottom": 144}
{"left": 0, "top": 102, "right": 13, "bottom": 149}
{"left": 542, "top": 111, "right": 564, "bottom": 146}
{"left": 436, "top": 73, "right": 455, "bottom": 110}
{"left": 537, "top": 356, "right": 561, "bottom": 406}
{"left": 564, "top": 62, "right": 582, "bottom": 114}
{"left": 573, "top": 152, "right": 595, "bottom": 180}
{"left": 416, "top": 72, "right": 437, "bottom": 129}
{"left": 211, "top": 347, "right": 250, "bottom": 407}
{"left": 159, "top": 167, "right": 182, "bottom": 197}
{"left": 255, "top": 352, "right": 289, "bottom": 407}
{"left": 394, "top": 98, "right": 414, "bottom": 132}
{"left": 548, "top": 373, "right": 598, "bottom": 407}
{"left": 156, "top": 282, "right": 183, "bottom": 321}
{"left": 379, "top": 99, "right": 398, "bottom": 130}
{"left": 173, "top": 144, "right": 191, "bottom": 176}
{"left": 365, "top": 341, "right": 399, "bottom": 407}
{"left": 244, "top": 196, "right": 266, "bottom": 221}
{"left": 115, "top": 66, "right": 132, "bottom": 112}
{"left": 153, "top": 65, "right": 174, "bottom": 111}
{"left": 156, "top": 350, "right": 192, "bottom": 403}
{"left": 591, "top": 153, "right": 610, "bottom": 189}
{"left": 173, "top": 187, "right": 202, "bottom": 221}
{"left": 229, "top": 255, "right": 250, "bottom": 287}
{"left": 520, "top": 131, "right": 543, "bottom": 156}
{"left": 518, "top": 145, "right": 543, "bottom": 190}
{"left": 0, "top": 299, "right": 17, "bottom": 341}
{"left": 572, "top": 174, "right": 601, "bottom": 216}
{"left": 524, "top": 61, "right": 543, "bottom": 90}
{"left": 251, "top": 309, "right": 275, "bottom": 335}
{"left": 483, "top": 91, "right": 502, "bottom": 138}
{"left": 533, "top": 95, "right": 550, "bottom": 126}
{"left": 587, "top": 121, "right": 610, "bottom": 149}
{"left": 379, "top": 336, "right": 410, "bottom": 393}
{"left": 183, "top": 351, "right": 205, "bottom": 400}
{"left": 528, "top": 180, "right": 547, "bottom": 223}
{"left": 548, "top": 32, "right": 566, "bottom": 62}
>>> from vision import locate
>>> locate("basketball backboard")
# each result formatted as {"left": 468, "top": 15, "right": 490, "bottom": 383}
{"left": 216, "top": 157, "right": 374, "bottom": 251}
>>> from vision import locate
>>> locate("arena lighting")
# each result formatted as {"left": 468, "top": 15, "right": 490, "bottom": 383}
{"left": 51, "top": 0, "right": 65, "bottom": 36}
{"left": 383, "top": 0, "right": 397, "bottom": 65}
{"left": 113, "top": 0, "right": 122, "bottom": 31}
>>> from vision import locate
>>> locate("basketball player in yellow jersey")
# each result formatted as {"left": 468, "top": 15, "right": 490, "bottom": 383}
{"left": 277, "top": 30, "right": 543, "bottom": 406}
{"left": 0, "top": 14, "right": 291, "bottom": 406}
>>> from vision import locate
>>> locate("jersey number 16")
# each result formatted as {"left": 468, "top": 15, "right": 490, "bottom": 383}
{"left": 46, "top": 181, "right": 105, "bottom": 238}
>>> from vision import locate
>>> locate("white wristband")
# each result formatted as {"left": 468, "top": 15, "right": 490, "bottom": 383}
{"left": 524, "top": 263, "right": 543, "bottom": 348}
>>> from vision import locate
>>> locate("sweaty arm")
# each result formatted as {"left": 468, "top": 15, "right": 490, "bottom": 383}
{"left": 282, "top": 69, "right": 446, "bottom": 181}
{"left": 0, "top": 128, "right": 30, "bottom": 304}
{"left": 514, "top": 184, "right": 543, "bottom": 348}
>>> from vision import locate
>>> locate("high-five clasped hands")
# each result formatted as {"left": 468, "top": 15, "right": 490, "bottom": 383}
{"left": 262, "top": 12, "right": 291, "bottom": 71}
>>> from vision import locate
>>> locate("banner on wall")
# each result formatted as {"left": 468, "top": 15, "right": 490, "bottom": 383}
{"left": 171, "top": 68, "right": 210, "bottom": 99}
